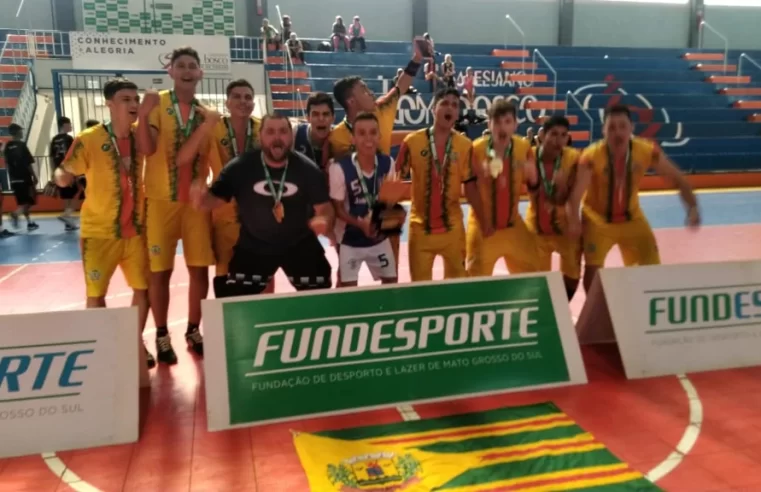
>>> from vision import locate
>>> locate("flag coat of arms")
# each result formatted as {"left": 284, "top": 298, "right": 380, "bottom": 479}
{"left": 295, "top": 403, "right": 663, "bottom": 491}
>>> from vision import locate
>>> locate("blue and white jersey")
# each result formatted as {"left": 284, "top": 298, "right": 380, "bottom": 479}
{"left": 329, "top": 152, "right": 393, "bottom": 248}
{"left": 293, "top": 123, "right": 330, "bottom": 171}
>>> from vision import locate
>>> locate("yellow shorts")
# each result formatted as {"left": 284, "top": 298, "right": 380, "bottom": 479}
{"left": 466, "top": 219, "right": 539, "bottom": 277}
{"left": 583, "top": 215, "right": 660, "bottom": 267}
{"left": 81, "top": 236, "right": 148, "bottom": 298}
{"left": 408, "top": 224, "right": 466, "bottom": 282}
{"left": 213, "top": 218, "right": 240, "bottom": 277}
{"left": 146, "top": 199, "right": 214, "bottom": 272}
{"left": 535, "top": 234, "right": 583, "bottom": 280}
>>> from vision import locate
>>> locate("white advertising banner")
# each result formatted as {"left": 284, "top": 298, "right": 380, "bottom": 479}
{"left": 69, "top": 31, "right": 232, "bottom": 73}
{"left": 599, "top": 260, "right": 761, "bottom": 379}
{"left": 0, "top": 307, "right": 139, "bottom": 458}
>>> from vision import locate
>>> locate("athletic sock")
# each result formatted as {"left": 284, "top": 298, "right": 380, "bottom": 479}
{"left": 156, "top": 326, "right": 169, "bottom": 337}
{"left": 213, "top": 276, "right": 227, "bottom": 298}
{"left": 186, "top": 323, "right": 200, "bottom": 335}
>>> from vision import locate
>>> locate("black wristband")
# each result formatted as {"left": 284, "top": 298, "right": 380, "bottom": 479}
{"left": 404, "top": 60, "right": 422, "bottom": 77}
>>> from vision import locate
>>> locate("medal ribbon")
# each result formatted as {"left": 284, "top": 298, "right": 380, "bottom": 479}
{"left": 427, "top": 127, "right": 453, "bottom": 196}
{"left": 536, "top": 146, "right": 564, "bottom": 235}
{"left": 306, "top": 124, "right": 330, "bottom": 171}
{"left": 606, "top": 139, "right": 633, "bottom": 222}
{"left": 224, "top": 117, "right": 253, "bottom": 157}
{"left": 352, "top": 152, "right": 378, "bottom": 208}
{"left": 169, "top": 90, "right": 197, "bottom": 139}
{"left": 105, "top": 122, "right": 138, "bottom": 233}
{"left": 487, "top": 136, "right": 514, "bottom": 228}
{"left": 261, "top": 151, "right": 289, "bottom": 204}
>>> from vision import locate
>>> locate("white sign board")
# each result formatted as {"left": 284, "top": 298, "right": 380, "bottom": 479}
{"left": 0, "top": 307, "right": 139, "bottom": 458}
{"left": 70, "top": 32, "right": 231, "bottom": 73}
{"left": 599, "top": 261, "right": 761, "bottom": 379}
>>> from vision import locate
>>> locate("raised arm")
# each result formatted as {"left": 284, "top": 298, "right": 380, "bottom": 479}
{"left": 650, "top": 146, "right": 700, "bottom": 227}
{"left": 176, "top": 107, "right": 220, "bottom": 168}
{"left": 136, "top": 90, "right": 160, "bottom": 157}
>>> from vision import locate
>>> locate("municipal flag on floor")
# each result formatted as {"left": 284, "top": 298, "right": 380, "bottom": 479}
{"left": 295, "top": 402, "right": 663, "bottom": 491}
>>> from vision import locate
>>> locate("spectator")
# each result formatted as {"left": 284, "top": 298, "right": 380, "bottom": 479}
{"left": 393, "top": 68, "right": 417, "bottom": 95}
{"left": 261, "top": 18, "right": 281, "bottom": 50}
{"left": 423, "top": 33, "right": 438, "bottom": 86}
{"left": 287, "top": 32, "right": 306, "bottom": 64}
{"left": 441, "top": 54, "right": 455, "bottom": 89}
{"left": 281, "top": 14, "right": 292, "bottom": 43}
{"left": 349, "top": 16, "right": 366, "bottom": 52}
{"left": 331, "top": 16, "right": 350, "bottom": 52}
{"left": 424, "top": 61, "right": 439, "bottom": 92}
{"left": 459, "top": 66, "right": 475, "bottom": 107}
{"left": 526, "top": 127, "right": 535, "bottom": 144}
{"left": 535, "top": 126, "right": 545, "bottom": 147}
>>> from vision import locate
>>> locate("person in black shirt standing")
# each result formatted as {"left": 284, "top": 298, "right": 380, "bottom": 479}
{"left": 49, "top": 116, "right": 78, "bottom": 231}
{"left": 4, "top": 124, "right": 39, "bottom": 231}
{"left": 191, "top": 113, "right": 334, "bottom": 297}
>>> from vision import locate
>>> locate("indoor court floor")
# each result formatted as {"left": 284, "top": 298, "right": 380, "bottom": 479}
{"left": 1, "top": 189, "right": 761, "bottom": 491}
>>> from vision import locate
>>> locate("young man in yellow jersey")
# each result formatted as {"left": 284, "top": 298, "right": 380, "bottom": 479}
{"left": 524, "top": 115, "right": 582, "bottom": 299}
{"left": 331, "top": 41, "right": 423, "bottom": 269}
{"left": 396, "top": 88, "right": 489, "bottom": 281}
{"left": 570, "top": 104, "right": 700, "bottom": 293}
{"left": 206, "top": 79, "right": 261, "bottom": 298}
{"left": 136, "top": 46, "right": 219, "bottom": 364}
{"left": 467, "top": 100, "right": 540, "bottom": 278}
{"left": 54, "top": 78, "right": 154, "bottom": 368}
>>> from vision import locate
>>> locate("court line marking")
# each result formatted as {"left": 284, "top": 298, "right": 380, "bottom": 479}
{"left": 42, "top": 453, "right": 102, "bottom": 492}
{"left": 0, "top": 264, "right": 27, "bottom": 285}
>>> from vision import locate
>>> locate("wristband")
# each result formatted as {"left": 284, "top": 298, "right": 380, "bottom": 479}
{"left": 404, "top": 60, "right": 422, "bottom": 77}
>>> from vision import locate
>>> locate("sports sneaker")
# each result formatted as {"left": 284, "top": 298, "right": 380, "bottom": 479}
{"left": 155, "top": 334, "right": 178, "bottom": 365}
{"left": 144, "top": 345, "right": 156, "bottom": 369}
{"left": 27, "top": 222, "right": 39, "bottom": 231}
{"left": 185, "top": 327, "right": 204, "bottom": 357}
{"left": 0, "top": 229, "right": 14, "bottom": 238}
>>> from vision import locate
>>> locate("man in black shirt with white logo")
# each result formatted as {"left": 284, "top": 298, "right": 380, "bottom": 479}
{"left": 4, "top": 124, "right": 39, "bottom": 231}
{"left": 192, "top": 113, "right": 334, "bottom": 297}
{"left": 49, "top": 116, "right": 78, "bottom": 231}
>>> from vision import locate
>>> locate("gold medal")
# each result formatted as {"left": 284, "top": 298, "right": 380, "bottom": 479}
{"left": 272, "top": 201, "right": 285, "bottom": 223}
{"left": 487, "top": 156, "right": 503, "bottom": 179}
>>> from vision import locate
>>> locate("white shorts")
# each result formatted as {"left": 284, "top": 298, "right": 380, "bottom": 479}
{"left": 338, "top": 239, "right": 397, "bottom": 283}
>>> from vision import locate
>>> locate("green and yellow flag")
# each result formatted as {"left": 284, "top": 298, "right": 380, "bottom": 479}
{"left": 295, "top": 402, "right": 663, "bottom": 492}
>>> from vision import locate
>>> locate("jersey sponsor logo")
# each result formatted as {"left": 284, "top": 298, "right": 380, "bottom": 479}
{"left": 252, "top": 180, "right": 299, "bottom": 198}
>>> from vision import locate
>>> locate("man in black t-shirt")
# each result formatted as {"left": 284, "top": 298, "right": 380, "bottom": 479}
{"left": 192, "top": 113, "right": 335, "bottom": 297}
{"left": 49, "top": 116, "right": 78, "bottom": 231}
{"left": 4, "top": 124, "right": 39, "bottom": 231}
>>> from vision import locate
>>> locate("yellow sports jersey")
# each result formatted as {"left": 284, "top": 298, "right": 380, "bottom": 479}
{"left": 525, "top": 146, "right": 581, "bottom": 235}
{"left": 580, "top": 137, "right": 661, "bottom": 224}
{"left": 397, "top": 128, "right": 474, "bottom": 234}
{"left": 210, "top": 116, "right": 261, "bottom": 224}
{"left": 144, "top": 89, "right": 214, "bottom": 202}
{"left": 329, "top": 87, "right": 400, "bottom": 159}
{"left": 470, "top": 135, "right": 532, "bottom": 229}
{"left": 62, "top": 124, "right": 144, "bottom": 239}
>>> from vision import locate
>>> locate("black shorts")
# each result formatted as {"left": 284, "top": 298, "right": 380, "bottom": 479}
{"left": 57, "top": 184, "right": 78, "bottom": 200}
{"left": 11, "top": 182, "right": 36, "bottom": 206}
{"left": 222, "top": 234, "right": 332, "bottom": 297}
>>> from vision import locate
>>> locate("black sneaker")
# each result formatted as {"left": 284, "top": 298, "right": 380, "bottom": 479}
{"left": 185, "top": 328, "right": 204, "bottom": 357}
{"left": 145, "top": 346, "right": 156, "bottom": 369}
{"left": 155, "top": 334, "right": 178, "bottom": 365}
{"left": 65, "top": 223, "right": 78, "bottom": 232}
{"left": 0, "top": 229, "right": 14, "bottom": 239}
{"left": 27, "top": 222, "right": 39, "bottom": 232}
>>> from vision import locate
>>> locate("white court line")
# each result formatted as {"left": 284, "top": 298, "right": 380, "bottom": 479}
{"left": 0, "top": 263, "right": 27, "bottom": 285}
{"left": 42, "top": 453, "right": 102, "bottom": 492}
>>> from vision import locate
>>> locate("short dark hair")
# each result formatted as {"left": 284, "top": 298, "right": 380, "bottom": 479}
{"left": 542, "top": 114, "right": 570, "bottom": 132}
{"left": 260, "top": 112, "right": 292, "bottom": 130}
{"left": 85, "top": 119, "right": 100, "bottom": 128}
{"left": 57, "top": 116, "right": 71, "bottom": 129}
{"left": 171, "top": 46, "right": 200, "bottom": 65}
{"left": 226, "top": 79, "right": 254, "bottom": 97}
{"left": 487, "top": 100, "right": 517, "bottom": 121}
{"left": 103, "top": 77, "right": 138, "bottom": 100}
{"left": 604, "top": 104, "right": 631, "bottom": 122}
{"left": 306, "top": 92, "right": 334, "bottom": 115}
{"left": 432, "top": 87, "right": 460, "bottom": 106}
{"left": 350, "top": 112, "right": 378, "bottom": 133}
{"left": 333, "top": 76, "right": 363, "bottom": 109}
{"left": 8, "top": 123, "right": 22, "bottom": 137}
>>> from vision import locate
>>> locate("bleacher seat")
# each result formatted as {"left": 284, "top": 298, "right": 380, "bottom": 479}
{"left": 265, "top": 41, "right": 761, "bottom": 173}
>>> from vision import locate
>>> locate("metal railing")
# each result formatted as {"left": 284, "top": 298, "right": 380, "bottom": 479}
{"left": 698, "top": 21, "right": 729, "bottom": 74}
{"left": 532, "top": 49, "right": 557, "bottom": 110}
{"left": 11, "top": 63, "right": 36, "bottom": 142}
{"left": 565, "top": 91, "right": 594, "bottom": 141}
{"left": 275, "top": 4, "right": 298, "bottom": 110}
{"left": 738, "top": 53, "right": 761, "bottom": 83}
{"left": 504, "top": 14, "right": 526, "bottom": 72}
